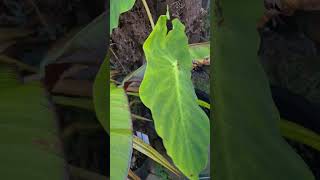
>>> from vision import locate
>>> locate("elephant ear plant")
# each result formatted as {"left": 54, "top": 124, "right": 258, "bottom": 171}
{"left": 93, "top": 0, "right": 320, "bottom": 179}
{"left": 139, "top": 15, "right": 210, "bottom": 178}
{"left": 94, "top": 0, "right": 210, "bottom": 178}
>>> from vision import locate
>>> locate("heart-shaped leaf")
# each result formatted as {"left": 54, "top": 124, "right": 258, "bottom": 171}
{"left": 139, "top": 16, "right": 210, "bottom": 179}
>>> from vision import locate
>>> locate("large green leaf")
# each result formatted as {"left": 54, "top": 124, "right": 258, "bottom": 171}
{"left": 110, "top": 0, "right": 136, "bottom": 34}
{"left": 212, "top": 1, "right": 314, "bottom": 180}
{"left": 110, "top": 83, "right": 133, "bottom": 180}
{"left": 0, "top": 64, "right": 65, "bottom": 180}
{"left": 139, "top": 16, "right": 210, "bottom": 179}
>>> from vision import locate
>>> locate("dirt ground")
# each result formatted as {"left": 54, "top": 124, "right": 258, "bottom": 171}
{"left": 110, "top": 0, "right": 210, "bottom": 74}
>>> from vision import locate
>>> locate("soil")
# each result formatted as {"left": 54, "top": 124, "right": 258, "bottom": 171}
{"left": 110, "top": 0, "right": 210, "bottom": 75}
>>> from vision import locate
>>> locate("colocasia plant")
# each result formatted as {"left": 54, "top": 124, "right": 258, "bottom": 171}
{"left": 93, "top": 0, "right": 320, "bottom": 179}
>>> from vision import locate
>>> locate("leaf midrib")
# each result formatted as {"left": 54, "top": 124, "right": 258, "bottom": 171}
{"left": 172, "top": 61, "right": 196, "bottom": 175}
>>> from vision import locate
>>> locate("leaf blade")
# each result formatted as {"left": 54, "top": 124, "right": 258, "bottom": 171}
{"left": 140, "top": 16, "right": 210, "bottom": 179}
{"left": 212, "top": 1, "right": 315, "bottom": 179}
{"left": 110, "top": 84, "right": 133, "bottom": 180}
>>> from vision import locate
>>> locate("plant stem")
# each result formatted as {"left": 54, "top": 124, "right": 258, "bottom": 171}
{"left": 132, "top": 113, "right": 152, "bottom": 122}
{"left": 141, "top": 0, "right": 155, "bottom": 29}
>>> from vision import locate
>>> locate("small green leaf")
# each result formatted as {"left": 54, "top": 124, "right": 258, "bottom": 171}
{"left": 140, "top": 16, "right": 210, "bottom": 179}
{"left": 110, "top": 0, "right": 136, "bottom": 34}
{"left": 110, "top": 83, "right": 133, "bottom": 180}
{"left": 188, "top": 42, "right": 210, "bottom": 61}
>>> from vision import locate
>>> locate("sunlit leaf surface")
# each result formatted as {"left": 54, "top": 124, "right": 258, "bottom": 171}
{"left": 139, "top": 16, "right": 210, "bottom": 179}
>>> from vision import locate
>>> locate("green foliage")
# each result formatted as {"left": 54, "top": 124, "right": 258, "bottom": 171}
{"left": 104, "top": 0, "right": 319, "bottom": 179}
{"left": 95, "top": 1, "right": 137, "bottom": 178}
{"left": 212, "top": 1, "right": 315, "bottom": 180}
{"left": 110, "top": 0, "right": 136, "bottom": 34}
{"left": 140, "top": 16, "right": 210, "bottom": 179}
{"left": 93, "top": 56, "right": 110, "bottom": 132}
{"left": 0, "top": 64, "right": 65, "bottom": 180}
{"left": 110, "top": 83, "right": 133, "bottom": 180}
{"left": 207, "top": 101, "right": 320, "bottom": 153}
{"left": 94, "top": 0, "right": 137, "bottom": 131}
{"left": 133, "top": 136, "right": 181, "bottom": 176}
{"left": 188, "top": 42, "right": 210, "bottom": 61}
{"left": 121, "top": 42, "right": 210, "bottom": 87}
